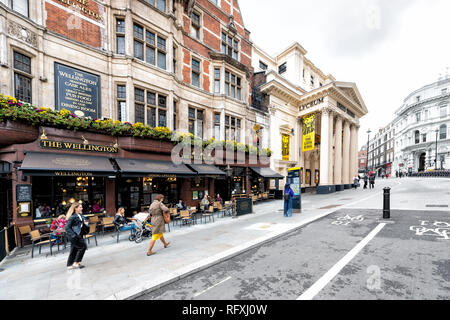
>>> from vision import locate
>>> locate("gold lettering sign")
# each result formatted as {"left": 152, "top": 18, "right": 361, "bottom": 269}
{"left": 54, "top": 171, "right": 93, "bottom": 176}
{"left": 302, "top": 114, "right": 315, "bottom": 152}
{"left": 40, "top": 139, "right": 118, "bottom": 154}
{"left": 282, "top": 134, "right": 290, "bottom": 161}
{"left": 55, "top": 0, "right": 104, "bottom": 21}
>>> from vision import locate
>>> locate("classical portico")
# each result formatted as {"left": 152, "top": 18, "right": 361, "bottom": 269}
{"left": 298, "top": 82, "right": 368, "bottom": 194}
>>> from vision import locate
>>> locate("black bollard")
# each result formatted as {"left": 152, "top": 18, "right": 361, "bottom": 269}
{"left": 383, "top": 187, "right": 391, "bottom": 219}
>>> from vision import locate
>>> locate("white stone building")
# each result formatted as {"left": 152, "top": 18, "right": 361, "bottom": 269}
{"left": 251, "top": 43, "right": 368, "bottom": 193}
{"left": 393, "top": 77, "right": 450, "bottom": 174}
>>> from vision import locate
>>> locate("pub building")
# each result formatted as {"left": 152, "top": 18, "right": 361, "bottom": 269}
{"left": 0, "top": 122, "right": 279, "bottom": 241}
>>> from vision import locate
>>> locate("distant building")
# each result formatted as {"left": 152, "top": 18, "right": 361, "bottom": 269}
{"left": 368, "top": 123, "right": 395, "bottom": 177}
{"left": 358, "top": 146, "right": 367, "bottom": 173}
{"left": 392, "top": 77, "right": 450, "bottom": 174}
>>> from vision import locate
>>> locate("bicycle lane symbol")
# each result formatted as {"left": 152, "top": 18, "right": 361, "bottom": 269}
{"left": 409, "top": 220, "right": 450, "bottom": 240}
{"left": 331, "top": 215, "right": 365, "bottom": 226}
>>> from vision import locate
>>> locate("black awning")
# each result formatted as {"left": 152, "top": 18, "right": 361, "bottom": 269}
{"left": 250, "top": 167, "right": 284, "bottom": 179}
{"left": 187, "top": 164, "right": 226, "bottom": 177}
{"left": 20, "top": 152, "right": 116, "bottom": 176}
{"left": 115, "top": 158, "right": 195, "bottom": 177}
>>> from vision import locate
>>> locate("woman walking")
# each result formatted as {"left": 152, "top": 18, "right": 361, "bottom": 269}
{"left": 147, "top": 194, "right": 171, "bottom": 256}
{"left": 65, "top": 203, "right": 89, "bottom": 270}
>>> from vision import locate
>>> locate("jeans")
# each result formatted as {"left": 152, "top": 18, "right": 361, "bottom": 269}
{"left": 284, "top": 198, "right": 293, "bottom": 217}
{"left": 120, "top": 224, "right": 137, "bottom": 234}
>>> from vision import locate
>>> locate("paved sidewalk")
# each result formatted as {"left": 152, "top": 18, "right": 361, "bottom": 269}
{"left": 0, "top": 180, "right": 399, "bottom": 300}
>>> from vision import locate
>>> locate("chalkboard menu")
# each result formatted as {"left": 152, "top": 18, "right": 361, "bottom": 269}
{"left": 54, "top": 62, "right": 101, "bottom": 119}
{"left": 16, "top": 184, "right": 32, "bottom": 202}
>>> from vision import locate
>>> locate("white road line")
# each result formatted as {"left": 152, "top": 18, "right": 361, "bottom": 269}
{"left": 297, "top": 222, "right": 387, "bottom": 300}
{"left": 193, "top": 276, "right": 232, "bottom": 298}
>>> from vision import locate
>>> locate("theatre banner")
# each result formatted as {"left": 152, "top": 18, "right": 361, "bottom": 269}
{"left": 282, "top": 134, "right": 290, "bottom": 161}
{"left": 302, "top": 114, "right": 315, "bottom": 152}
{"left": 54, "top": 62, "right": 101, "bottom": 119}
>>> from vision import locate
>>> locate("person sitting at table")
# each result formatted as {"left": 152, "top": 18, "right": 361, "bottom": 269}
{"left": 176, "top": 200, "right": 187, "bottom": 211}
{"left": 200, "top": 195, "right": 209, "bottom": 211}
{"left": 50, "top": 214, "right": 67, "bottom": 244}
{"left": 92, "top": 202, "right": 104, "bottom": 214}
{"left": 114, "top": 208, "right": 138, "bottom": 234}
{"left": 215, "top": 194, "right": 223, "bottom": 205}
{"left": 40, "top": 203, "right": 51, "bottom": 217}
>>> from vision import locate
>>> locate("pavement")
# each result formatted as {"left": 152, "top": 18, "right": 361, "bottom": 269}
{"left": 0, "top": 179, "right": 400, "bottom": 300}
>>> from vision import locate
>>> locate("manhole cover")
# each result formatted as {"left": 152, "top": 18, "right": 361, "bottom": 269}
{"left": 319, "top": 205, "right": 342, "bottom": 210}
{"left": 426, "top": 205, "right": 449, "bottom": 208}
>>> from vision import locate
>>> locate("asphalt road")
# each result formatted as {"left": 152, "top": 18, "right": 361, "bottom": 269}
{"left": 135, "top": 178, "right": 450, "bottom": 300}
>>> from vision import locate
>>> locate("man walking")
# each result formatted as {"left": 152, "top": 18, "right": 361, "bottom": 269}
{"left": 363, "top": 174, "right": 368, "bottom": 189}
{"left": 369, "top": 174, "right": 375, "bottom": 189}
{"left": 283, "top": 183, "right": 294, "bottom": 217}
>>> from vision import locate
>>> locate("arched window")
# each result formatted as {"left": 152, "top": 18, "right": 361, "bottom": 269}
{"left": 415, "top": 130, "right": 420, "bottom": 144}
{"left": 440, "top": 124, "right": 447, "bottom": 140}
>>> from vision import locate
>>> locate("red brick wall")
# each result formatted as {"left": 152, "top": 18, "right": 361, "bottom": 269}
{"left": 45, "top": 1, "right": 104, "bottom": 49}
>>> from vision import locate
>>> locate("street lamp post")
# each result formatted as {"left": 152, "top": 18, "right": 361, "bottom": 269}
{"left": 366, "top": 129, "right": 371, "bottom": 174}
{"left": 435, "top": 129, "right": 439, "bottom": 171}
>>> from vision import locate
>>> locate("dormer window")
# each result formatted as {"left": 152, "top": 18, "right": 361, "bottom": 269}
{"left": 221, "top": 31, "right": 239, "bottom": 60}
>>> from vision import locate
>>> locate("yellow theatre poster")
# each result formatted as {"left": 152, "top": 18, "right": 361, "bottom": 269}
{"left": 282, "top": 134, "right": 290, "bottom": 161}
{"left": 302, "top": 114, "right": 315, "bottom": 152}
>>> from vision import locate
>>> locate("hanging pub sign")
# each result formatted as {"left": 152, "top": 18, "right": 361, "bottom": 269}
{"left": 40, "top": 139, "right": 118, "bottom": 154}
{"left": 302, "top": 114, "right": 315, "bottom": 152}
{"left": 54, "top": 62, "right": 101, "bottom": 119}
{"left": 282, "top": 134, "right": 290, "bottom": 161}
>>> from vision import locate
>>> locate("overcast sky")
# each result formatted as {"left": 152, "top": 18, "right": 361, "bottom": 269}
{"left": 239, "top": 0, "right": 450, "bottom": 148}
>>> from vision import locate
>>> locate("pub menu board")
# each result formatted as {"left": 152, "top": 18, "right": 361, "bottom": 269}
{"left": 54, "top": 62, "right": 101, "bottom": 119}
{"left": 16, "top": 184, "right": 32, "bottom": 202}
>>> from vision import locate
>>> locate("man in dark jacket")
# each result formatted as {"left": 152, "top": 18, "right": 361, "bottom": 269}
{"left": 369, "top": 174, "right": 376, "bottom": 189}
{"left": 363, "top": 174, "right": 369, "bottom": 189}
{"left": 284, "top": 183, "right": 294, "bottom": 217}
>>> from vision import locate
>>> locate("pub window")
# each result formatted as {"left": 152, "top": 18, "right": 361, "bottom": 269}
{"left": 221, "top": 31, "right": 239, "bottom": 61}
{"left": 225, "top": 70, "right": 241, "bottom": 100}
{"left": 134, "top": 88, "right": 145, "bottom": 123}
{"left": 173, "top": 45, "right": 177, "bottom": 74}
{"left": 12, "top": 0, "right": 29, "bottom": 17}
{"left": 225, "top": 115, "right": 239, "bottom": 141}
{"left": 214, "top": 68, "right": 221, "bottom": 93}
{"left": 117, "top": 85, "right": 127, "bottom": 122}
{"left": 191, "top": 11, "right": 201, "bottom": 40}
{"left": 278, "top": 62, "right": 286, "bottom": 74}
{"left": 188, "top": 107, "right": 204, "bottom": 138}
{"left": 134, "top": 23, "right": 166, "bottom": 70}
{"left": 192, "top": 58, "right": 201, "bottom": 88}
{"left": 13, "top": 51, "right": 32, "bottom": 103}
{"left": 214, "top": 113, "right": 221, "bottom": 139}
{"left": 146, "top": 0, "right": 166, "bottom": 12}
{"left": 173, "top": 100, "right": 177, "bottom": 131}
{"left": 116, "top": 18, "right": 126, "bottom": 54}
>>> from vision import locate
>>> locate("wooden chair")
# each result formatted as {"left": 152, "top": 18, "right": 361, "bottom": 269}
{"left": 84, "top": 224, "right": 98, "bottom": 246}
{"left": 252, "top": 195, "right": 258, "bottom": 205}
{"left": 18, "top": 225, "right": 32, "bottom": 248}
{"left": 180, "top": 210, "right": 193, "bottom": 227}
{"left": 202, "top": 206, "right": 215, "bottom": 224}
{"left": 171, "top": 208, "right": 181, "bottom": 227}
{"left": 216, "top": 202, "right": 227, "bottom": 218}
{"left": 89, "top": 216, "right": 99, "bottom": 226}
{"left": 29, "top": 230, "right": 57, "bottom": 258}
{"left": 100, "top": 217, "right": 115, "bottom": 234}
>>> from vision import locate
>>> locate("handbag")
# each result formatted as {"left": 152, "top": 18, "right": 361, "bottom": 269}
{"left": 163, "top": 211, "right": 171, "bottom": 224}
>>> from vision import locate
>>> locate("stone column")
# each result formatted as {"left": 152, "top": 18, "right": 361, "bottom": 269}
{"left": 342, "top": 120, "right": 351, "bottom": 186}
{"left": 319, "top": 109, "right": 330, "bottom": 186}
{"left": 350, "top": 124, "right": 359, "bottom": 181}
{"left": 299, "top": 117, "right": 305, "bottom": 187}
{"left": 334, "top": 116, "right": 343, "bottom": 188}
{"left": 327, "top": 111, "right": 335, "bottom": 186}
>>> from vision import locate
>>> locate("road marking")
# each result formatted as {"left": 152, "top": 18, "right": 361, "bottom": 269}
{"left": 193, "top": 276, "right": 232, "bottom": 298}
{"left": 297, "top": 222, "right": 387, "bottom": 300}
